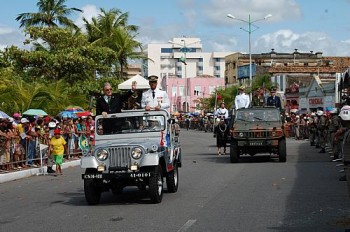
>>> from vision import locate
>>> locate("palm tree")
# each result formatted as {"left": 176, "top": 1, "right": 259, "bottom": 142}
{"left": 83, "top": 8, "right": 145, "bottom": 78}
{"left": 84, "top": 8, "right": 138, "bottom": 46}
{"left": 16, "top": 0, "right": 82, "bottom": 29}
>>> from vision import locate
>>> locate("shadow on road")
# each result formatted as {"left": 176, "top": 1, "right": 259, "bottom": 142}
{"left": 59, "top": 187, "right": 176, "bottom": 206}
{"left": 267, "top": 138, "right": 350, "bottom": 231}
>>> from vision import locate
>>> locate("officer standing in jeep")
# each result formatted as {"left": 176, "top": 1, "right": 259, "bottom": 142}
{"left": 141, "top": 75, "right": 170, "bottom": 111}
{"left": 266, "top": 87, "right": 282, "bottom": 109}
{"left": 251, "top": 87, "right": 265, "bottom": 107}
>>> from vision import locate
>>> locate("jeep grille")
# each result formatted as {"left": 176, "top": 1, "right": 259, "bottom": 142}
{"left": 245, "top": 131, "right": 270, "bottom": 138}
{"left": 108, "top": 147, "right": 132, "bottom": 168}
{"left": 233, "top": 130, "right": 283, "bottom": 138}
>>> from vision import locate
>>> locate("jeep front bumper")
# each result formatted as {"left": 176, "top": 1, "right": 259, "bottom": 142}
{"left": 82, "top": 171, "right": 152, "bottom": 180}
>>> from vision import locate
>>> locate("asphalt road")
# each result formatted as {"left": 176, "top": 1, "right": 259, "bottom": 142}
{"left": 1, "top": 129, "right": 350, "bottom": 232}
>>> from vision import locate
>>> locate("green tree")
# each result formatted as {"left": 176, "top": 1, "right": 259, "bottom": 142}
{"left": 4, "top": 27, "right": 118, "bottom": 84}
{"left": 16, "top": 0, "right": 82, "bottom": 29}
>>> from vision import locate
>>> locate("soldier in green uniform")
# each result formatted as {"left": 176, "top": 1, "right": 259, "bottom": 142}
{"left": 251, "top": 87, "right": 265, "bottom": 107}
{"left": 317, "top": 110, "right": 327, "bottom": 153}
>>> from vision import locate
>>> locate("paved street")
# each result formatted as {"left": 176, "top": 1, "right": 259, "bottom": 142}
{"left": 0, "top": 129, "right": 350, "bottom": 232}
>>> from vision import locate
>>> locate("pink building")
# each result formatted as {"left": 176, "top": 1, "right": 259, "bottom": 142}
{"left": 161, "top": 76, "right": 225, "bottom": 113}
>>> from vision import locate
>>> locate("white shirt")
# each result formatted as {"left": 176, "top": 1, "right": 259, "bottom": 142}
{"left": 215, "top": 108, "right": 228, "bottom": 119}
{"left": 235, "top": 93, "right": 250, "bottom": 110}
{"left": 141, "top": 88, "right": 170, "bottom": 109}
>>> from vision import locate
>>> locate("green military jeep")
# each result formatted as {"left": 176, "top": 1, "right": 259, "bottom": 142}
{"left": 229, "top": 107, "right": 286, "bottom": 163}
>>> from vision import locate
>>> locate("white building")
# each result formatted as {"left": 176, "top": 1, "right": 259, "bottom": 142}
{"left": 147, "top": 37, "right": 231, "bottom": 83}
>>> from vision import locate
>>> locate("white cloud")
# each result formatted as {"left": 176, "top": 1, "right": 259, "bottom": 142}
{"left": 254, "top": 29, "right": 350, "bottom": 56}
{"left": 0, "top": 25, "right": 16, "bottom": 35}
{"left": 74, "top": 5, "right": 100, "bottom": 29}
{"left": 0, "top": 26, "right": 26, "bottom": 50}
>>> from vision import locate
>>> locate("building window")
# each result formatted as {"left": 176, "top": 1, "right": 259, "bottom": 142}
{"left": 179, "top": 86, "right": 184, "bottom": 96}
{"left": 172, "top": 104, "right": 177, "bottom": 112}
{"left": 172, "top": 86, "right": 177, "bottom": 97}
{"left": 199, "top": 58, "right": 203, "bottom": 62}
{"left": 161, "top": 48, "right": 173, "bottom": 53}
{"left": 198, "top": 66, "right": 203, "bottom": 71}
{"left": 215, "top": 66, "right": 220, "bottom": 70}
{"left": 209, "top": 86, "right": 215, "bottom": 94}
{"left": 177, "top": 66, "right": 182, "bottom": 71}
{"left": 194, "top": 86, "right": 201, "bottom": 95}
{"left": 215, "top": 58, "right": 221, "bottom": 62}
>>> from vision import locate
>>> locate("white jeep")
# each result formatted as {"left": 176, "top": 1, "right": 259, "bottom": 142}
{"left": 81, "top": 109, "right": 181, "bottom": 204}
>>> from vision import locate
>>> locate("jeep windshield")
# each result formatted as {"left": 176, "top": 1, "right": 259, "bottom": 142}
{"left": 96, "top": 114, "right": 165, "bottom": 135}
{"left": 235, "top": 109, "right": 280, "bottom": 122}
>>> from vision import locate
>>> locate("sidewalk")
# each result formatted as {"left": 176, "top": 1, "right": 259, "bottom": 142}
{"left": 0, "top": 159, "right": 81, "bottom": 184}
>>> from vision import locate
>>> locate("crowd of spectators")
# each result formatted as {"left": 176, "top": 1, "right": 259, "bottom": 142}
{"left": 0, "top": 113, "right": 94, "bottom": 173}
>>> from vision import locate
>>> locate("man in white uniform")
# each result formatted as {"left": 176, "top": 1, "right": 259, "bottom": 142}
{"left": 235, "top": 86, "right": 250, "bottom": 110}
{"left": 141, "top": 75, "right": 170, "bottom": 111}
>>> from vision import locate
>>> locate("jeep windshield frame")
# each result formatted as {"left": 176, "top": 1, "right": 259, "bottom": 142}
{"left": 96, "top": 113, "right": 165, "bottom": 135}
{"left": 235, "top": 108, "right": 281, "bottom": 123}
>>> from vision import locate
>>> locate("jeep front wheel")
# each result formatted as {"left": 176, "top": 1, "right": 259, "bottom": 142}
{"left": 84, "top": 169, "right": 101, "bottom": 205}
{"left": 166, "top": 165, "right": 178, "bottom": 193}
{"left": 230, "top": 141, "right": 239, "bottom": 163}
{"left": 278, "top": 138, "right": 287, "bottom": 162}
{"left": 149, "top": 165, "right": 163, "bottom": 203}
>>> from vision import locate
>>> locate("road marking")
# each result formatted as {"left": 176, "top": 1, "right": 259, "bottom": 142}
{"left": 177, "top": 219, "right": 197, "bottom": 232}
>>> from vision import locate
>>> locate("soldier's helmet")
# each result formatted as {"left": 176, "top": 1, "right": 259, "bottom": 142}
{"left": 339, "top": 105, "right": 350, "bottom": 121}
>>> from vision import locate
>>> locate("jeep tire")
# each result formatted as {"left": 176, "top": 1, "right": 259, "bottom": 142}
{"left": 84, "top": 169, "right": 101, "bottom": 205}
{"left": 230, "top": 141, "right": 239, "bottom": 163}
{"left": 149, "top": 165, "right": 163, "bottom": 203}
{"left": 278, "top": 138, "right": 287, "bottom": 162}
{"left": 166, "top": 165, "right": 179, "bottom": 193}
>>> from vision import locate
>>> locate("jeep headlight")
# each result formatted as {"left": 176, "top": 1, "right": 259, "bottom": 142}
{"left": 131, "top": 147, "right": 143, "bottom": 159}
{"left": 96, "top": 149, "right": 108, "bottom": 161}
{"left": 239, "top": 132, "right": 244, "bottom": 137}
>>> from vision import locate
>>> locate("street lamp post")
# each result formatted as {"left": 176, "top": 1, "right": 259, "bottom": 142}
{"left": 182, "top": 39, "right": 188, "bottom": 112}
{"left": 227, "top": 13, "right": 272, "bottom": 98}
{"left": 169, "top": 39, "right": 200, "bottom": 112}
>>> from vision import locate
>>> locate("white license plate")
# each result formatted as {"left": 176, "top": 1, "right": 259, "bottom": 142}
{"left": 130, "top": 172, "right": 151, "bottom": 178}
{"left": 83, "top": 174, "right": 103, "bottom": 179}
{"left": 249, "top": 141, "right": 263, "bottom": 146}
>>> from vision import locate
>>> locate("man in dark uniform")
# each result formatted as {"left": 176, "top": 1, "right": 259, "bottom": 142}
{"left": 96, "top": 82, "right": 136, "bottom": 134}
{"left": 266, "top": 87, "right": 282, "bottom": 109}
{"left": 96, "top": 82, "right": 136, "bottom": 116}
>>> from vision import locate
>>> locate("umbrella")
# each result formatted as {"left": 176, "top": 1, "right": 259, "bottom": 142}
{"left": 58, "top": 111, "right": 78, "bottom": 118}
{"left": 64, "top": 106, "right": 84, "bottom": 113}
{"left": 75, "top": 111, "right": 91, "bottom": 117}
{"left": 0, "top": 110, "right": 10, "bottom": 118}
{"left": 23, "top": 109, "right": 48, "bottom": 116}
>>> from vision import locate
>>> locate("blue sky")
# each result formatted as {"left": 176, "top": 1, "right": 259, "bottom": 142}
{"left": 1, "top": 0, "right": 350, "bottom": 56}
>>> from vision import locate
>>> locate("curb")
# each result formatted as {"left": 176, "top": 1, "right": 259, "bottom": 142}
{"left": 0, "top": 160, "right": 81, "bottom": 184}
